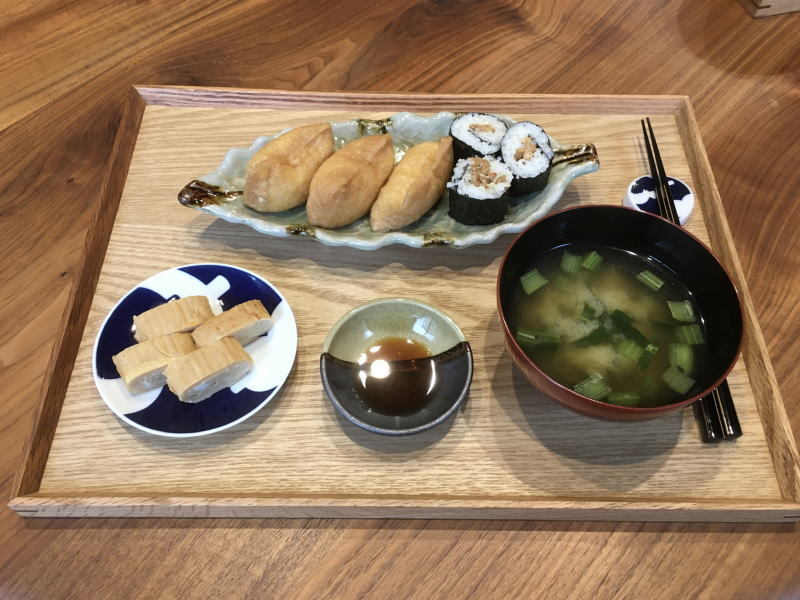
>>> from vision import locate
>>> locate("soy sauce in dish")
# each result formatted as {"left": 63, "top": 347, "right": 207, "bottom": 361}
{"left": 354, "top": 336, "right": 435, "bottom": 416}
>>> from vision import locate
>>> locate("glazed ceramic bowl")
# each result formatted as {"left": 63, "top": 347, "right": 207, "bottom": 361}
{"left": 178, "top": 112, "right": 598, "bottom": 249}
{"left": 497, "top": 205, "right": 743, "bottom": 421}
{"left": 320, "top": 298, "right": 473, "bottom": 435}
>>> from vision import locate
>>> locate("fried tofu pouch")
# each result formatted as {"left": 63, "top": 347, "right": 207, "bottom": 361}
{"left": 306, "top": 134, "right": 395, "bottom": 229}
{"left": 370, "top": 136, "right": 454, "bottom": 232}
{"left": 244, "top": 122, "right": 334, "bottom": 212}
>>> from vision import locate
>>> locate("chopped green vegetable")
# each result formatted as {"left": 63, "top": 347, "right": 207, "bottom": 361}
{"left": 649, "top": 318, "right": 675, "bottom": 328}
{"left": 662, "top": 365, "right": 695, "bottom": 394}
{"left": 676, "top": 324, "right": 705, "bottom": 345}
{"left": 625, "top": 327, "right": 650, "bottom": 350}
{"left": 667, "top": 300, "right": 696, "bottom": 322}
{"left": 560, "top": 250, "right": 582, "bottom": 273}
{"left": 636, "top": 270, "right": 664, "bottom": 291}
{"left": 581, "top": 251, "right": 604, "bottom": 271}
{"left": 616, "top": 338, "right": 644, "bottom": 363}
{"left": 574, "top": 318, "right": 614, "bottom": 347}
{"left": 580, "top": 303, "right": 598, "bottom": 322}
{"left": 609, "top": 310, "right": 649, "bottom": 347}
{"left": 610, "top": 309, "right": 633, "bottom": 327}
{"left": 607, "top": 392, "right": 640, "bottom": 406}
{"left": 638, "top": 343, "right": 659, "bottom": 369}
{"left": 573, "top": 373, "right": 611, "bottom": 400}
{"left": 669, "top": 343, "right": 694, "bottom": 374}
{"left": 520, "top": 268, "right": 548, "bottom": 295}
{"left": 516, "top": 329, "right": 560, "bottom": 347}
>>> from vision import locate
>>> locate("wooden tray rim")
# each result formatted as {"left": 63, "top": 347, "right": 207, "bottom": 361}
{"left": 9, "top": 495, "right": 800, "bottom": 521}
{"left": 11, "top": 86, "right": 800, "bottom": 521}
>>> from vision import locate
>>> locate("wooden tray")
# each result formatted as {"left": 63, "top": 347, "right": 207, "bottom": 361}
{"left": 10, "top": 87, "right": 800, "bottom": 521}
{"left": 737, "top": 0, "right": 800, "bottom": 17}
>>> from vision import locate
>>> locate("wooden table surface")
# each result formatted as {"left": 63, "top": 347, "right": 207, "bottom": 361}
{"left": 1, "top": 1, "right": 798, "bottom": 598}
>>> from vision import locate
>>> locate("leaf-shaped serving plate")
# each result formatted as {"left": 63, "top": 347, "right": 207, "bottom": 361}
{"left": 178, "top": 112, "right": 599, "bottom": 249}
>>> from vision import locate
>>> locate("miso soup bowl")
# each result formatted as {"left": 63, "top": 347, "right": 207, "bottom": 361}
{"left": 496, "top": 204, "right": 744, "bottom": 421}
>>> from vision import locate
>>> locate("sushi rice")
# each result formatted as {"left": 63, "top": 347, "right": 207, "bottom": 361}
{"left": 448, "top": 157, "right": 512, "bottom": 200}
{"left": 501, "top": 121, "right": 554, "bottom": 195}
{"left": 447, "top": 156, "right": 513, "bottom": 225}
{"left": 450, "top": 113, "right": 508, "bottom": 158}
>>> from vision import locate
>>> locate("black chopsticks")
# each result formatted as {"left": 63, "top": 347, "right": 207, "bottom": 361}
{"left": 641, "top": 118, "right": 742, "bottom": 443}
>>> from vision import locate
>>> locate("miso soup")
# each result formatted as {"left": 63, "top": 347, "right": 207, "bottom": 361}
{"left": 508, "top": 244, "right": 708, "bottom": 407}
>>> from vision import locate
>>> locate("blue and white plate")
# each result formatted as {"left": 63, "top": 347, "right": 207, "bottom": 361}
{"left": 92, "top": 263, "right": 297, "bottom": 437}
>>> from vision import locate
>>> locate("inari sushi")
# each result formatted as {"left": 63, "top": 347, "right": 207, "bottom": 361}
{"left": 306, "top": 134, "right": 395, "bottom": 229}
{"left": 370, "top": 136, "right": 454, "bottom": 232}
{"left": 447, "top": 156, "right": 513, "bottom": 225}
{"left": 244, "top": 122, "right": 334, "bottom": 212}
{"left": 500, "top": 121, "right": 554, "bottom": 195}
{"left": 449, "top": 113, "right": 508, "bottom": 160}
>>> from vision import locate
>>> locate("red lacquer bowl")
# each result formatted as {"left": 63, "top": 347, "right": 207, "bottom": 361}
{"left": 496, "top": 205, "right": 744, "bottom": 421}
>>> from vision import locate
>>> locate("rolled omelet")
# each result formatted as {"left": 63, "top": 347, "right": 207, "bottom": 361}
{"left": 133, "top": 296, "right": 213, "bottom": 342}
{"left": 370, "top": 136, "right": 454, "bottom": 232}
{"left": 244, "top": 122, "right": 334, "bottom": 212}
{"left": 112, "top": 333, "right": 196, "bottom": 395}
{"left": 306, "top": 134, "right": 395, "bottom": 229}
{"left": 164, "top": 337, "right": 254, "bottom": 404}
{"left": 192, "top": 299, "right": 271, "bottom": 347}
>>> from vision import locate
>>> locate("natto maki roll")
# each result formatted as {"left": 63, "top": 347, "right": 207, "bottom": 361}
{"left": 447, "top": 156, "right": 512, "bottom": 225}
{"left": 500, "top": 121, "right": 554, "bottom": 195}
{"left": 449, "top": 113, "right": 508, "bottom": 160}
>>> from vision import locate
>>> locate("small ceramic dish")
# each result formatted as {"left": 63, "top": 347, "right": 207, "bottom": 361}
{"left": 93, "top": 263, "right": 297, "bottom": 437}
{"left": 320, "top": 298, "right": 473, "bottom": 435}
{"left": 624, "top": 174, "right": 695, "bottom": 225}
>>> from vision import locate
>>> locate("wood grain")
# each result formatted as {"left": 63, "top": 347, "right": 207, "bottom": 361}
{"left": 9, "top": 496, "right": 800, "bottom": 521}
{"left": 137, "top": 86, "right": 692, "bottom": 113}
{"left": 12, "top": 88, "right": 145, "bottom": 498}
{"left": 10, "top": 92, "right": 797, "bottom": 522}
{"left": 675, "top": 101, "right": 800, "bottom": 503}
{"left": 2, "top": 0, "right": 800, "bottom": 598}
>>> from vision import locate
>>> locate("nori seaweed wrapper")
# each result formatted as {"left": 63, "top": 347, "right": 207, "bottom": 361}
{"left": 448, "top": 190, "right": 509, "bottom": 225}
{"left": 452, "top": 137, "right": 501, "bottom": 161}
{"left": 509, "top": 166, "right": 551, "bottom": 196}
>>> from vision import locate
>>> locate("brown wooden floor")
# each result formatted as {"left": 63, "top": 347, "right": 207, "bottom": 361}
{"left": 1, "top": 1, "right": 799, "bottom": 598}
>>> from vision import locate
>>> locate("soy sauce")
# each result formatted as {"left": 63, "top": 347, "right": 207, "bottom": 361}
{"left": 357, "top": 337, "right": 431, "bottom": 363}
{"left": 321, "top": 341, "right": 473, "bottom": 424}
{"left": 354, "top": 336, "right": 434, "bottom": 416}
